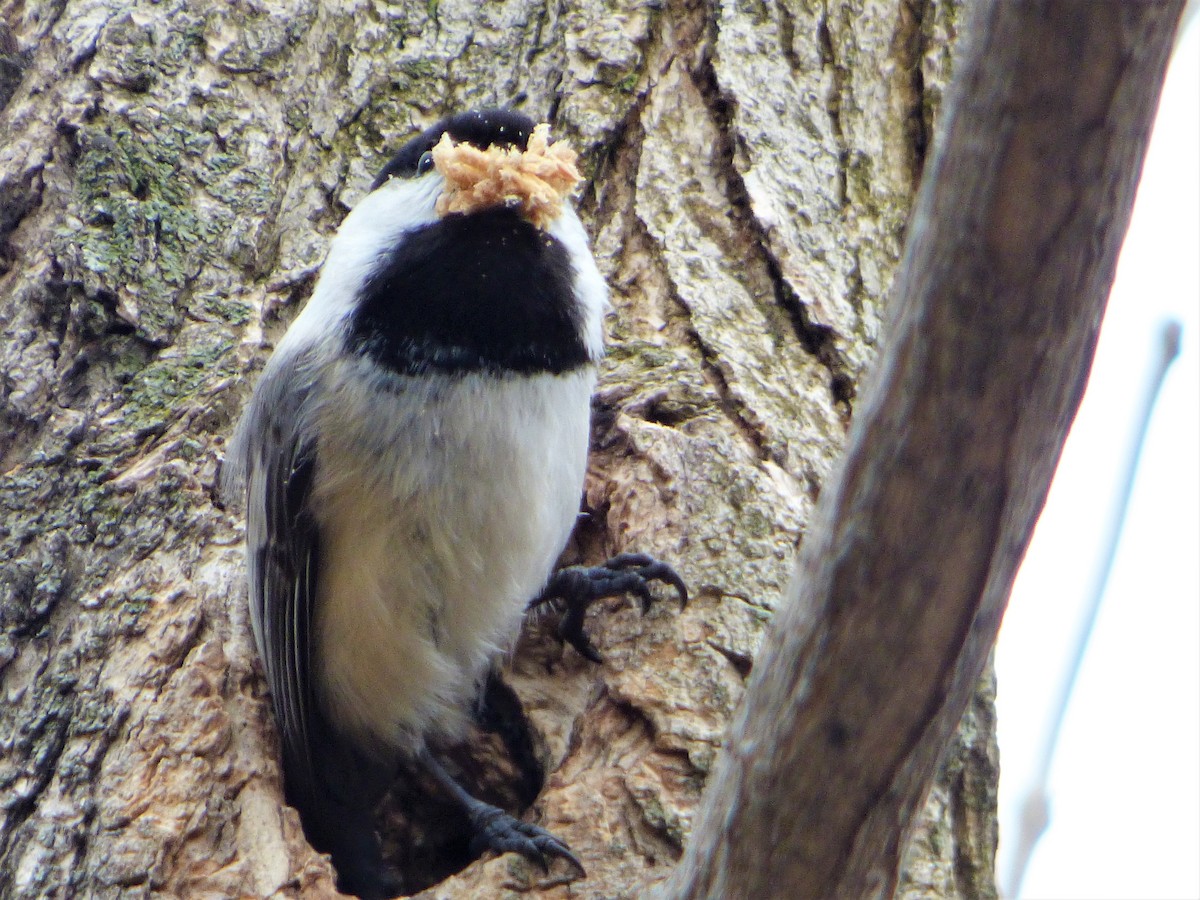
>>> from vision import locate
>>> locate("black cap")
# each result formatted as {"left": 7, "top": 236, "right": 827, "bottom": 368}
{"left": 371, "top": 108, "right": 538, "bottom": 189}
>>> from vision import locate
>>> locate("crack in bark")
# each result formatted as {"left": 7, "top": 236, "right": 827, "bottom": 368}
{"left": 618, "top": 776, "right": 686, "bottom": 857}
{"left": 775, "top": 0, "right": 803, "bottom": 75}
{"left": 604, "top": 690, "right": 660, "bottom": 744}
{"left": 897, "top": 0, "right": 932, "bottom": 193}
{"left": 581, "top": 50, "right": 784, "bottom": 468}
{"left": 520, "top": 0, "right": 564, "bottom": 113}
{"left": 816, "top": 5, "right": 848, "bottom": 209}
{"left": 692, "top": 27, "right": 855, "bottom": 411}
{"left": 696, "top": 350, "right": 776, "bottom": 465}
{"left": 705, "top": 639, "right": 752, "bottom": 679}
{"left": 909, "top": 0, "right": 931, "bottom": 188}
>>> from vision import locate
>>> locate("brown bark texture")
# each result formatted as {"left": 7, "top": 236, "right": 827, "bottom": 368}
{"left": 0, "top": 0, "right": 999, "bottom": 897}
{"left": 659, "top": 2, "right": 1185, "bottom": 899}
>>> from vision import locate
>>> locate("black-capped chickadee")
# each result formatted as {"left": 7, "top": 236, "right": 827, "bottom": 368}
{"left": 224, "top": 109, "right": 685, "bottom": 899}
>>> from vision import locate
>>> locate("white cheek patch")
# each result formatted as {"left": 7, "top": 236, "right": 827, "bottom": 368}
{"left": 273, "top": 173, "right": 445, "bottom": 357}
{"left": 548, "top": 208, "right": 608, "bottom": 362}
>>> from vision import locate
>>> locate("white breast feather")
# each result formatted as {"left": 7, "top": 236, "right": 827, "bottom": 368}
{"left": 310, "top": 362, "right": 596, "bottom": 750}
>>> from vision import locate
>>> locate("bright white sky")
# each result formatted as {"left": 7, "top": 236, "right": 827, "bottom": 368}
{"left": 995, "top": 15, "right": 1200, "bottom": 900}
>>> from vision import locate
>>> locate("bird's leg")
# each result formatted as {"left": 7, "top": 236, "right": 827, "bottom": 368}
{"left": 416, "top": 748, "right": 584, "bottom": 875}
{"left": 530, "top": 552, "right": 688, "bottom": 662}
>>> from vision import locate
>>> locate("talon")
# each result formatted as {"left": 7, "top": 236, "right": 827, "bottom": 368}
{"left": 526, "top": 845, "right": 549, "bottom": 873}
{"left": 531, "top": 553, "right": 688, "bottom": 659}
{"left": 559, "top": 604, "right": 603, "bottom": 663}
{"left": 635, "top": 559, "right": 689, "bottom": 608}
{"left": 466, "top": 802, "right": 583, "bottom": 874}
{"left": 595, "top": 554, "right": 688, "bottom": 608}
{"left": 634, "top": 583, "right": 655, "bottom": 614}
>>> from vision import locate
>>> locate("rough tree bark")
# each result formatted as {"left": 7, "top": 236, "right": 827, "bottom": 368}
{"left": 659, "top": 2, "right": 1185, "bottom": 898}
{"left": 0, "top": 0, "right": 1006, "bottom": 897}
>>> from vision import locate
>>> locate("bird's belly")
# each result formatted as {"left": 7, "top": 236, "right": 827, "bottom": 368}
{"left": 309, "top": 365, "right": 595, "bottom": 752}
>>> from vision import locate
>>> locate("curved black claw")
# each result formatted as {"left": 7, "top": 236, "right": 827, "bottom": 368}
{"left": 601, "top": 553, "right": 689, "bottom": 612}
{"left": 419, "top": 749, "right": 585, "bottom": 879}
{"left": 532, "top": 553, "right": 688, "bottom": 662}
{"left": 466, "top": 801, "right": 585, "bottom": 876}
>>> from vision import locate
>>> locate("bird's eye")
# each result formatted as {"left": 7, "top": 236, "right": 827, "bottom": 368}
{"left": 417, "top": 151, "right": 435, "bottom": 174}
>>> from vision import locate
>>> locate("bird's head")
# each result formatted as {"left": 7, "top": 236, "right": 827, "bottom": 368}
{"left": 370, "top": 108, "right": 581, "bottom": 230}
{"left": 287, "top": 109, "right": 605, "bottom": 374}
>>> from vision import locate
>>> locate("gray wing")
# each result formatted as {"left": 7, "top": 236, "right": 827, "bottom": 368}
{"left": 228, "top": 357, "right": 321, "bottom": 800}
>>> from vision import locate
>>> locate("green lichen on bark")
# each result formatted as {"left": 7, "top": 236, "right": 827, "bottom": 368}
{"left": 120, "top": 333, "right": 235, "bottom": 432}
{"left": 66, "top": 117, "right": 207, "bottom": 343}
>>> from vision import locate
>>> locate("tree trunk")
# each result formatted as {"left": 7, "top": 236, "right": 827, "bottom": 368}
{"left": 660, "top": 3, "right": 1184, "bottom": 898}
{"left": 0, "top": 0, "right": 1012, "bottom": 896}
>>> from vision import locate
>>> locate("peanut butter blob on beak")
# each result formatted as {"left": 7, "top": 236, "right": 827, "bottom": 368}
{"left": 432, "top": 123, "right": 582, "bottom": 230}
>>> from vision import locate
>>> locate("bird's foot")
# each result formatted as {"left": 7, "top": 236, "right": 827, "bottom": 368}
{"left": 418, "top": 749, "right": 583, "bottom": 877}
{"left": 464, "top": 797, "right": 584, "bottom": 874}
{"left": 531, "top": 553, "right": 688, "bottom": 662}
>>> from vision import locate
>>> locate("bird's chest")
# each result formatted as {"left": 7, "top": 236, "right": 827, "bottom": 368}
{"left": 307, "top": 363, "right": 595, "bottom": 748}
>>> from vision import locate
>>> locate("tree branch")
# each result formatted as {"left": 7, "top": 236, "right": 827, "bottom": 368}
{"left": 660, "top": 2, "right": 1185, "bottom": 897}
